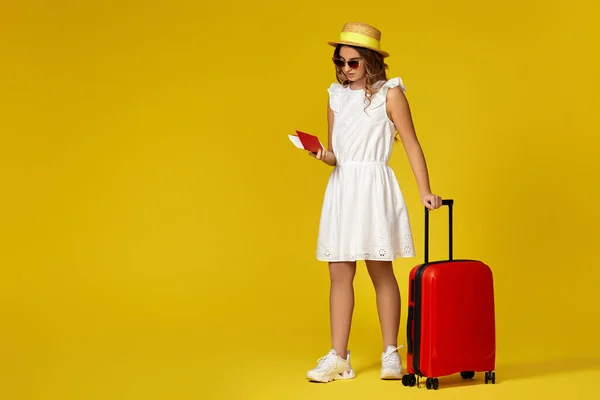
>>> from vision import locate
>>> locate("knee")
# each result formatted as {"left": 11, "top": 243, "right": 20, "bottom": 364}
{"left": 329, "top": 262, "right": 356, "bottom": 285}
{"left": 366, "top": 261, "right": 397, "bottom": 287}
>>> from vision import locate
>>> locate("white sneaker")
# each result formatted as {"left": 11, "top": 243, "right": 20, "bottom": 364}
{"left": 381, "top": 345, "right": 403, "bottom": 380}
{"left": 307, "top": 349, "right": 355, "bottom": 383}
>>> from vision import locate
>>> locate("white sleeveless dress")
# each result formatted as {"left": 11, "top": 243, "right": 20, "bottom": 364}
{"left": 316, "top": 77, "right": 416, "bottom": 262}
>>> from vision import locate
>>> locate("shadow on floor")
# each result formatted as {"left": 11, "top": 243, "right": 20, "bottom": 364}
{"left": 354, "top": 357, "right": 600, "bottom": 389}
{"left": 496, "top": 358, "right": 600, "bottom": 381}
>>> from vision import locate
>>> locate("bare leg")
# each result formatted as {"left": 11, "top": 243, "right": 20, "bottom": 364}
{"left": 329, "top": 261, "right": 356, "bottom": 358}
{"left": 366, "top": 260, "right": 401, "bottom": 351}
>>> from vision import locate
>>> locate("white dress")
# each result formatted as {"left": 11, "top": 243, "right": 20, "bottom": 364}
{"left": 316, "top": 77, "right": 416, "bottom": 262}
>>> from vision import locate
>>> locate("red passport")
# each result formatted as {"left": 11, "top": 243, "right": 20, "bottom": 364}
{"left": 288, "top": 130, "right": 325, "bottom": 153}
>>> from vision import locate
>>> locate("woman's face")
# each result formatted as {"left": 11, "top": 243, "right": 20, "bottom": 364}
{"left": 336, "top": 46, "right": 365, "bottom": 84}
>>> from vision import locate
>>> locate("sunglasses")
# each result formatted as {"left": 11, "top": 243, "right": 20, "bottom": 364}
{"left": 332, "top": 57, "right": 362, "bottom": 69}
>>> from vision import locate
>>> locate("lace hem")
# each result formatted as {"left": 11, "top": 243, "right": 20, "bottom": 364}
{"left": 316, "top": 245, "right": 416, "bottom": 262}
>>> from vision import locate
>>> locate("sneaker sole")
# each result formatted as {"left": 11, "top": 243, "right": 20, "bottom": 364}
{"left": 307, "top": 369, "right": 355, "bottom": 383}
{"left": 381, "top": 369, "right": 403, "bottom": 380}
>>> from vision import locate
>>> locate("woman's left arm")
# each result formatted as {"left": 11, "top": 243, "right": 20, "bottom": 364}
{"left": 386, "top": 86, "right": 442, "bottom": 210}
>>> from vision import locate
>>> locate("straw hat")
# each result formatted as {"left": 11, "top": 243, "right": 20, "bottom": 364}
{"left": 327, "top": 22, "right": 389, "bottom": 58}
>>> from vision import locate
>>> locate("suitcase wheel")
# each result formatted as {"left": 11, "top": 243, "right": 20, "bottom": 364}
{"left": 485, "top": 371, "right": 496, "bottom": 384}
{"left": 460, "top": 371, "right": 475, "bottom": 380}
{"left": 401, "top": 374, "right": 416, "bottom": 387}
{"left": 425, "top": 377, "right": 439, "bottom": 390}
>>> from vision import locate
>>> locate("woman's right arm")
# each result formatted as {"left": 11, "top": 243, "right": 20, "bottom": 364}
{"left": 327, "top": 101, "right": 334, "bottom": 153}
{"left": 309, "top": 99, "right": 337, "bottom": 166}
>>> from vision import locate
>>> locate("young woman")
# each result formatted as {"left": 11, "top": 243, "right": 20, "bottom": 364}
{"left": 306, "top": 22, "right": 442, "bottom": 383}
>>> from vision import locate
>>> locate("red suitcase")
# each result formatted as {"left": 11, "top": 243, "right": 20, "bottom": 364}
{"left": 402, "top": 199, "right": 496, "bottom": 390}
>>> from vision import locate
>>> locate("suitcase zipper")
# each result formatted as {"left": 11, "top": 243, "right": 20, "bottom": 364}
{"left": 412, "top": 262, "right": 429, "bottom": 378}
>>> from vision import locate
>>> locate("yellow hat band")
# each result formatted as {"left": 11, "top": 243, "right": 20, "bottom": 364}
{"left": 339, "top": 31, "right": 380, "bottom": 50}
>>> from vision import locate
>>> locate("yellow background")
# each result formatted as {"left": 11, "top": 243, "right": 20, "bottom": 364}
{"left": 1, "top": 0, "right": 599, "bottom": 399}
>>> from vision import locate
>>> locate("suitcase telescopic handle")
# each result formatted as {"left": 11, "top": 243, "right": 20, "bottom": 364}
{"left": 424, "top": 199, "right": 454, "bottom": 263}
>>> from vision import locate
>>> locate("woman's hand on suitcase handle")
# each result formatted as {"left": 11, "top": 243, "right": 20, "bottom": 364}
{"left": 422, "top": 193, "right": 442, "bottom": 210}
